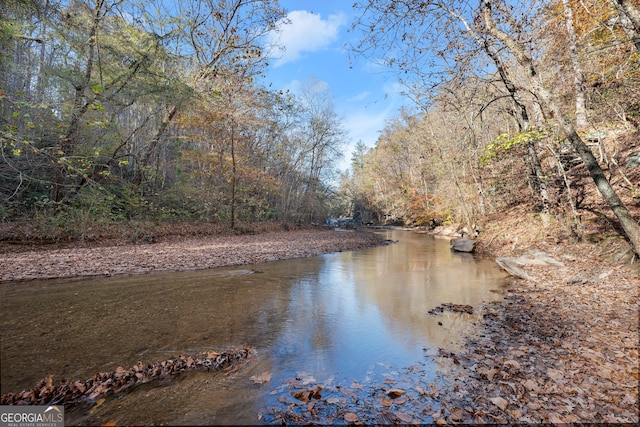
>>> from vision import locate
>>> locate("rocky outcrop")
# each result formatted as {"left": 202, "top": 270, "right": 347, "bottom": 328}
{"left": 625, "top": 151, "right": 640, "bottom": 169}
{"left": 451, "top": 238, "right": 476, "bottom": 253}
{"left": 496, "top": 250, "right": 565, "bottom": 280}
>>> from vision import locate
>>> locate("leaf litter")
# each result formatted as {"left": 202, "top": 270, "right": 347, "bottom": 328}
{"left": 0, "top": 347, "right": 254, "bottom": 406}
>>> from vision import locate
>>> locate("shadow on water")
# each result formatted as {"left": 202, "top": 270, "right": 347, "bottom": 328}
{"left": 0, "top": 230, "right": 510, "bottom": 425}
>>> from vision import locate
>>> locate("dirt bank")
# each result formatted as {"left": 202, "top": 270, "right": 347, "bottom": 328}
{"left": 0, "top": 227, "right": 387, "bottom": 283}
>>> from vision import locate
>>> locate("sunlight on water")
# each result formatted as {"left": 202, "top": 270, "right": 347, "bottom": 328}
{"left": 0, "top": 230, "right": 510, "bottom": 425}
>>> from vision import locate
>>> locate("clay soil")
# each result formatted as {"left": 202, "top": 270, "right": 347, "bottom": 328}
{"left": 0, "top": 223, "right": 387, "bottom": 283}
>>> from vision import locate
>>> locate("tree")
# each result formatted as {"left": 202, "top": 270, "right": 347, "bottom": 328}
{"left": 560, "top": 0, "right": 588, "bottom": 129}
{"left": 296, "top": 79, "right": 347, "bottom": 222}
{"left": 129, "top": 0, "right": 286, "bottom": 190}
{"left": 610, "top": 0, "right": 640, "bottom": 53}
{"left": 480, "top": 0, "right": 640, "bottom": 255}
{"left": 351, "top": 0, "right": 640, "bottom": 255}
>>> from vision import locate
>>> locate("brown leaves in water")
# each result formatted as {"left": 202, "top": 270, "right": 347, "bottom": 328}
{"left": 343, "top": 412, "right": 359, "bottom": 423}
{"left": 260, "top": 364, "right": 446, "bottom": 425}
{"left": 428, "top": 303, "right": 474, "bottom": 315}
{"left": 249, "top": 371, "right": 272, "bottom": 384}
{"left": 385, "top": 388, "right": 406, "bottom": 399}
{"left": 291, "top": 386, "right": 322, "bottom": 403}
{"left": 0, "top": 347, "right": 255, "bottom": 406}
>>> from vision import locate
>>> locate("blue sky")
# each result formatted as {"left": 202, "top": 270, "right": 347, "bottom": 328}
{"left": 262, "top": 1, "right": 410, "bottom": 171}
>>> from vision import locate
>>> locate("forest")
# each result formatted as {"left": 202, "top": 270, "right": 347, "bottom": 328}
{"left": 1, "top": 0, "right": 639, "bottom": 255}
{"left": 1, "top": 0, "right": 347, "bottom": 237}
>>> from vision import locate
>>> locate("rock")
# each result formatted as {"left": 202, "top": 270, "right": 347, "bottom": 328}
{"left": 451, "top": 238, "right": 476, "bottom": 253}
{"left": 432, "top": 225, "right": 458, "bottom": 237}
{"left": 496, "top": 257, "right": 534, "bottom": 280}
{"left": 516, "top": 250, "right": 565, "bottom": 267}
{"left": 496, "top": 251, "right": 563, "bottom": 280}
{"left": 625, "top": 151, "right": 640, "bottom": 169}
{"left": 585, "top": 130, "right": 607, "bottom": 142}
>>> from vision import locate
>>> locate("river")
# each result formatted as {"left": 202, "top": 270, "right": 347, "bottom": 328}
{"left": 0, "top": 229, "right": 510, "bottom": 424}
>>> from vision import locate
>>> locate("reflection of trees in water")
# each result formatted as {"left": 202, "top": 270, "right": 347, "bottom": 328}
{"left": 349, "top": 232, "right": 508, "bottom": 349}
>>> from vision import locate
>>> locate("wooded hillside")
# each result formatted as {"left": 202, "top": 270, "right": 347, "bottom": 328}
{"left": 343, "top": 0, "right": 640, "bottom": 256}
{"left": 1, "top": 0, "right": 346, "bottom": 239}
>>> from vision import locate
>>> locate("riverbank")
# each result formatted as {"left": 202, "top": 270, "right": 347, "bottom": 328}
{"left": 431, "top": 214, "right": 639, "bottom": 424}
{"left": 1, "top": 219, "right": 637, "bottom": 424}
{"left": 0, "top": 226, "right": 387, "bottom": 283}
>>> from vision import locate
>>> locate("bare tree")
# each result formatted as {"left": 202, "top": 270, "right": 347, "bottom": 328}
{"left": 351, "top": 0, "right": 640, "bottom": 255}
{"left": 610, "top": 0, "right": 640, "bottom": 52}
{"left": 561, "top": 0, "right": 588, "bottom": 129}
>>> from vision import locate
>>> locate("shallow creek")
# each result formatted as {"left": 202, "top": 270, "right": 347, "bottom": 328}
{"left": 0, "top": 230, "right": 510, "bottom": 424}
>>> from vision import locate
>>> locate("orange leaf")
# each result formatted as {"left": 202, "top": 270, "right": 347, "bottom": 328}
{"left": 394, "top": 412, "right": 415, "bottom": 423}
{"left": 249, "top": 371, "right": 272, "bottom": 384}
{"left": 386, "top": 388, "right": 406, "bottom": 398}
{"left": 380, "top": 397, "right": 393, "bottom": 406}
{"left": 344, "top": 412, "right": 359, "bottom": 422}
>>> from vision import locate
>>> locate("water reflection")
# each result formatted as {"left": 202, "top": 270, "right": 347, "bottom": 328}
{"left": 0, "top": 230, "right": 509, "bottom": 425}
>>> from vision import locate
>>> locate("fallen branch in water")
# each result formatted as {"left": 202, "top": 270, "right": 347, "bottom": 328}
{"left": 0, "top": 347, "right": 255, "bottom": 405}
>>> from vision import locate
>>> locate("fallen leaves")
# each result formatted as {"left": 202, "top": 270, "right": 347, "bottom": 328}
{"left": 0, "top": 229, "right": 388, "bottom": 282}
{"left": 0, "top": 347, "right": 255, "bottom": 405}
{"left": 343, "top": 412, "right": 359, "bottom": 423}
{"left": 260, "top": 362, "right": 446, "bottom": 424}
{"left": 428, "top": 303, "right": 474, "bottom": 315}
{"left": 430, "top": 245, "right": 639, "bottom": 424}
{"left": 489, "top": 396, "right": 509, "bottom": 411}
{"left": 385, "top": 388, "right": 406, "bottom": 399}
{"left": 291, "top": 386, "right": 322, "bottom": 403}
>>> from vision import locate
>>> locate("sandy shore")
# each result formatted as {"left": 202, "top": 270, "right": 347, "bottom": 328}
{"left": 0, "top": 228, "right": 387, "bottom": 283}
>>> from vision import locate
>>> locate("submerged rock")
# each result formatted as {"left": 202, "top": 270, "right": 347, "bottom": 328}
{"left": 451, "top": 238, "right": 476, "bottom": 253}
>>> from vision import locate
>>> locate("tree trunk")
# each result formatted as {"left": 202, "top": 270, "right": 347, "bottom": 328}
{"left": 561, "top": 0, "right": 588, "bottom": 129}
{"left": 34, "top": 0, "right": 50, "bottom": 105}
{"left": 52, "top": 2, "right": 102, "bottom": 202}
{"left": 481, "top": 0, "right": 640, "bottom": 256}
{"left": 230, "top": 118, "right": 237, "bottom": 230}
{"left": 133, "top": 105, "right": 178, "bottom": 189}
{"left": 611, "top": 0, "right": 640, "bottom": 53}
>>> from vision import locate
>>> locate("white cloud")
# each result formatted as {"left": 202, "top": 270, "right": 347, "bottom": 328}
{"left": 346, "top": 91, "right": 371, "bottom": 103}
{"left": 337, "top": 83, "right": 410, "bottom": 171}
{"left": 268, "top": 10, "right": 346, "bottom": 67}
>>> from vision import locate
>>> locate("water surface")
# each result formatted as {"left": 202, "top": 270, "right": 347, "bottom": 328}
{"left": 0, "top": 230, "right": 509, "bottom": 424}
